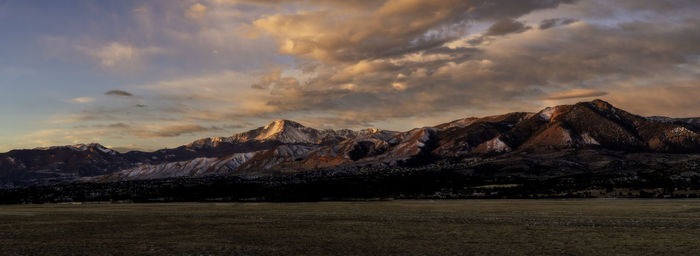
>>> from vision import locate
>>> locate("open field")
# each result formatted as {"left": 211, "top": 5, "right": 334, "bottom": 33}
{"left": 1, "top": 200, "right": 700, "bottom": 255}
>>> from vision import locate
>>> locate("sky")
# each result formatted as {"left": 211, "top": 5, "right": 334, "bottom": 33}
{"left": 1, "top": 0, "right": 699, "bottom": 153}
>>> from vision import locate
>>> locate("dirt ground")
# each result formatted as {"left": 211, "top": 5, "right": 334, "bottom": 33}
{"left": 1, "top": 199, "right": 699, "bottom": 255}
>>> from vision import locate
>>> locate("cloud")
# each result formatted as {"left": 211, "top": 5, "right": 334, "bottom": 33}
{"left": 251, "top": 0, "right": 574, "bottom": 63}
{"left": 250, "top": 67, "right": 300, "bottom": 90}
{"left": 605, "top": 83, "right": 700, "bottom": 118}
{"left": 105, "top": 90, "right": 134, "bottom": 97}
{"left": 485, "top": 19, "right": 530, "bottom": 36}
{"left": 203, "top": 0, "right": 580, "bottom": 127}
{"left": 20, "top": 128, "right": 107, "bottom": 148}
{"left": 83, "top": 42, "right": 135, "bottom": 67}
{"left": 105, "top": 123, "right": 131, "bottom": 129}
{"left": 78, "top": 42, "right": 164, "bottom": 68}
{"left": 12, "top": 119, "right": 235, "bottom": 153}
{"left": 185, "top": 3, "right": 208, "bottom": 20}
{"left": 539, "top": 17, "right": 578, "bottom": 30}
{"left": 69, "top": 97, "right": 95, "bottom": 104}
{"left": 544, "top": 89, "right": 608, "bottom": 100}
{"left": 98, "top": 122, "right": 226, "bottom": 138}
{"left": 129, "top": 124, "right": 222, "bottom": 138}
{"left": 132, "top": 7, "right": 148, "bottom": 13}
{"left": 223, "top": 0, "right": 700, "bottom": 127}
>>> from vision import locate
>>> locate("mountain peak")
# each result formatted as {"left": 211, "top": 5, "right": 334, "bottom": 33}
{"left": 186, "top": 119, "right": 359, "bottom": 148}
{"left": 256, "top": 119, "right": 306, "bottom": 140}
{"left": 226, "top": 119, "right": 330, "bottom": 144}
{"left": 536, "top": 99, "right": 615, "bottom": 122}
{"left": 588, "top": 99, "right": 614, "bottom": 111}
{"left": 264, "top": 119, "right": 304, "bottom": 130}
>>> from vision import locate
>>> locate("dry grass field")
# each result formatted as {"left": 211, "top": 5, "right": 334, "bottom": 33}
{"left": 1, "top": 200, "right": 699, "bottom": 255}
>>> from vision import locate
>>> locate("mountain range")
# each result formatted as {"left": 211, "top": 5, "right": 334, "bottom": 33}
{"left": 1, "top": 99, "right": 699, "bottom": 189}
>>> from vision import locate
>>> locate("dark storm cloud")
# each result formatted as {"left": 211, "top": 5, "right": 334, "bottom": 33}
{"left": 466, "top": 0, "right": 579, "bottom": 21}
{"left": 106, "top": 123, "right": 131, "bottom": 129}
{"left": 105, "top": 90, "right": 134, "bottom": 97}
{"left": 485, "top": 19, "right": 530, "bottom": 36}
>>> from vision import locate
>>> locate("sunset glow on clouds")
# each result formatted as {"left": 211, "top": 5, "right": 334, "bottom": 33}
{"left": 1, "top": 0, "right": 699, "bottom": 152}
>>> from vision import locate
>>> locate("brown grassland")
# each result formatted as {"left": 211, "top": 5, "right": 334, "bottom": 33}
{"left": 1, "top": 200, "right": 699, "bottom": 255}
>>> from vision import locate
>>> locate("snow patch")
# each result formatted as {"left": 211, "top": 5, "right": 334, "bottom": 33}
{"left": 670, "top": 127, "right": 691, "bottom": 134}
{"left": 258, "top": 120, "right": 288, "bottom": 140}
{"left": 538, "top": 107, "right": 556, "bottom": 121}
{"left": 71, "top": 145, "right": 88, "bottom": 151}
{"left": 485, "top": 137, "right": 511, "bottom": 152}
{"left": 580, "top": 133, "right": 600, "bottom": 145}
{"left": 561, "top": 128, "right": 572, "bottom": 144}
{"left": 667, "top": 127, "right": 697, "bottom": 137}
{"left": 95, "top": 145, "right": 117, "bottom": 155}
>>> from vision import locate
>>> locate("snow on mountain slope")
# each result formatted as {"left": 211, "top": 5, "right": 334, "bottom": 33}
{"left": 580, "top": 133, "right": 600, "bottom": 145}
{"left": 95, "top": 152, "right": 258, "bottom": 181}
{"left": 240, "top": 120, "right": 318, "bottom": 143}
{"left": 537, "top": 105, "right": 572, "bottom": 122}
{"left": 538, "top": 107, "right": 556, "bottom": 121}
{"left": 473, "top": 136, "right": 512, "bottom": 153}
{"left": 646, "top": 116, "right": 700, "bottom": 133}
{"left": 96, "top": 145, "right": 318, "bottom": 181}
{"left": 378, "top": 128, "right": 436, "bottom": 161}
{"left": 235, "top": 145, "right": 316, "bottom": 173}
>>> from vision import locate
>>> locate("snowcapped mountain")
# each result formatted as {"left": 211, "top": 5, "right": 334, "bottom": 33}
{"left": 2, "top": 99, "right": 699, "bottom": 187}
{"left": 187, "top": 120, "right": 358, "bottom": 149}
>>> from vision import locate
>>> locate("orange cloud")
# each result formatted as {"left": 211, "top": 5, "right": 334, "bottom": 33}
{"left": 185, "top": 3, "right": 208, "bottom": 20}
{"left": 544, "top": 89, "right": 608, "bottom": 100}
